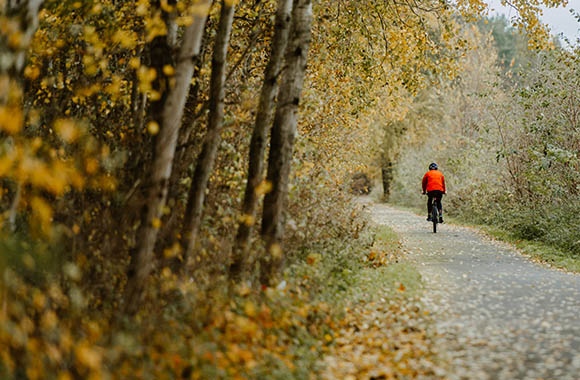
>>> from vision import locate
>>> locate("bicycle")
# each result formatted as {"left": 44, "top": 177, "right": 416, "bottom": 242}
{"left": 425, "top": 193, "right": 442, "bottom": 233}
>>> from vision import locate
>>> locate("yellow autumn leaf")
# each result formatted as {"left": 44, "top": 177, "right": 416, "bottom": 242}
{"left": 162, "top": 64, "right": 175, "bottom": 76}
{"left": 161, "top": 267, "right": 173, "bottom": 278}
{"left": 24, "top": 65, "right": 41, "bottom": 80}
{"left": 147, "top": 121, "right": 159, "bottom": 135}
{"left": 0, "top": 155, "right": 15, "bottom": 177}
{"left": 255, "top": 180, "right": 272, "bottom": 195}
{"left": 41, "top": 310, "right": 58, "bottom": 330}
{"left": 234, "top": 315, "right": 257, "bottom": 335}
{"left": 31, "top": 196, "right": 53, "bottom": 232}
{"left": 129, "top": 57, "right": 141, "bottom": 69}
{"left": 243, "top": 301, "right": 256, "bottom": 317}
{"left": 57, "top": 372, "right": 73, "bottom": 380}
{"left": 160, "top": 0, "right": 174, "bottom": 12}
{"left": 238, "top": 213, "right": 255, "bottom": 226}
{"left": 0, "top": 106, "right": 23, "bottom": 134}
{"left": 115, "top": 30, "right": 137, "bottom": 49}
{"left": 85, "top": 158, "right": 99, "bottom": 174}
{"left": 269, "top": 243, "right": 282, "bottom": 259}
{"left": 75, "top": 344, "right": 102, "bottom": 370}
{"left": 54, "top": 119, "right": 79, "bottom": 143}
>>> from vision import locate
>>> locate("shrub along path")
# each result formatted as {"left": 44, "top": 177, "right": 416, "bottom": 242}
{"left": 370, "top": 202, "right": 580, "bottom": 379}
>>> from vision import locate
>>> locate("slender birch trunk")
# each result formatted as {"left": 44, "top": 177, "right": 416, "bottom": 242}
{"left": 124, "top": 1, "right": 210, "bottom": 313}
{"left": 260, "top": 0, "right": 312, "bottom": 285}
{"left": 181, "top": 0, "right": 236, "bottom": 263}
{"left": 230, "top": 0, "right": 294, "bottom": 279}
{"left": 1, "top": 0, "right": 43, "bottom": 232}
{"left": 166, "top": 39, "right": 207, "bottom": 210}
{"left": 0, "top": 0, "right": 43, "bottom": 321}
{"left": 7, "top": 182, "right": 21, "bottom": 231}
{"left": 1, "top": 0, "right": 43, "bottom": 77}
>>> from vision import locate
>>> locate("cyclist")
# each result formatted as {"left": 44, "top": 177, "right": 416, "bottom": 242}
{"left": 422, "top": 162, "right": 445, "bottom": 223}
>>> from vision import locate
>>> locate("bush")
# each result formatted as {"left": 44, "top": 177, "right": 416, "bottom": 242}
{"left": 350, "top": 172, "right": 372, "bottom": 195}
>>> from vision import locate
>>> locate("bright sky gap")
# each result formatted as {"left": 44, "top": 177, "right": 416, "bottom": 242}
{"left": 486, "top": 0, "right": 580, "bottom": 44}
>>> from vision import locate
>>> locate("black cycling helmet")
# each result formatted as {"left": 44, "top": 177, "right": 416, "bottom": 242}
{"left": 429, "top": 162, "right": 438, "bottom": 170}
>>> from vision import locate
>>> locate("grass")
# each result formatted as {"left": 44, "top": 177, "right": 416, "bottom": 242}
{"left": 341, "top": 225, "right": 423, "bottom": 305}
{"left": 479, "top": 225, "right": 580, "bottom": 273}
{"left": 289, "top": 223, "right": 423, "bottom": 309}
{"left": 368, "top": 225, "right": 422, "bottom": 295}
{"left": 344, "top": 262, "right": 423, "bottom": 303}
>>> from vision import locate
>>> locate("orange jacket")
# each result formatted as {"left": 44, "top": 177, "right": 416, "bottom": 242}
{"left": 422, "top": 170, "right": 446, "bottom": 193}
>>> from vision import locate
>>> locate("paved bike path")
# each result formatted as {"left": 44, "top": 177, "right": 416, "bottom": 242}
{"left": 370, "top": 203, "right": 580, "bottom": 380}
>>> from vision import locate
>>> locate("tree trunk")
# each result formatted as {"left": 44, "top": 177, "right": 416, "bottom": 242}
{"left": 180, "top": 0, "right": 236, "bottom": 264}
{"left": 382, "top": 162, "right": 393, "bottom": 200}
{"left": 165, "top": 33, "right": 208, "bottom": 213}
{"left": 1, "top": 0, "right": 43, "bottom": 77}
{"left": 1, "top": 0, "right": 43, "bottom": 230}
{"left": 124, "top": 1, "right": 210, "bottom": 314}
{"left": 230, "top": 0, "right": 294, "bottom": 280}
{"left": 260, "top": 0, "right": 313, "bottom": 285}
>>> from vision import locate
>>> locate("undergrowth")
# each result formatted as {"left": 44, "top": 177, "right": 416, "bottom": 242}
{"left": 1, "top": 209, "right": 418, "bottom": 379}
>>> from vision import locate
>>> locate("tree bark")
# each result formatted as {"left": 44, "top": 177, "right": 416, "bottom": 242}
{"left": 7, "top": 182, "right": 21, "bottom": 231}
{"left": 230, "top": 0, "right": 294, "bottom": 279}
{"left": 124, "top": 1, "right": 210, "bottom": 314}
{"left": 1, "top": 0, "right": 43, "bottom": 77}
{"left": 382, "top": 162, "right": 394, "bottom": 200}
{"left": 260, "top": 0, "right": 312, "bottom": 285}
{"left": 181, "top": 0, "right": 236, "bottom": 264}
{"left": 1, "top": 0, "right": 43, "bottom": 230}
{"left": 166, "top": 35, "right": 208, "bottom": 211}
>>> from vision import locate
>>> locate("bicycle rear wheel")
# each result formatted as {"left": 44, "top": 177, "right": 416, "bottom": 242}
{"left": 432, "top": 206, "right": 438, "bottom": 233}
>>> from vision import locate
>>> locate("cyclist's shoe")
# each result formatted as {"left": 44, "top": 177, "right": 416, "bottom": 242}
{"left": 426, "top": 216, "right": 432, "bottom": 221}
{"left": 439, "top": 217, "right": 444, "bottom": 223}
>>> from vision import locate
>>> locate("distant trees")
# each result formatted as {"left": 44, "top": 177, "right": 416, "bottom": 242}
{"left": 389, "top": 24, "right": 580, "bottom": 256}
{"left": 477, "top": 16, "right": 533, "bottom": 75}
{"left": 509, "top": 50, "right": 580, "bottom": 200}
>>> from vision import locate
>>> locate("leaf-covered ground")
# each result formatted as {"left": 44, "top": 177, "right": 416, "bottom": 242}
{"left": 320, "top": 278, "right": 447, "bottom": 379}
{"left": 318, "top": 210, "right": 449, "bottom": 379}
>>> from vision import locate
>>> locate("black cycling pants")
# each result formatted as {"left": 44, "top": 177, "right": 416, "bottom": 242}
{"left": 427, "top": 190, "right": 444, "bottom": 216}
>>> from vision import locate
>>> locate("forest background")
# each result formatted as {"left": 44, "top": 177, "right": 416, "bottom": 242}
{"left": 0, "top": 0, "right": 577, "bottom": 378}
